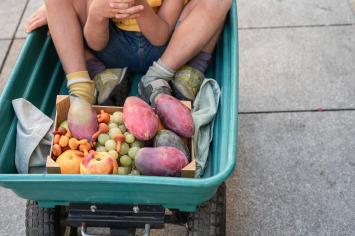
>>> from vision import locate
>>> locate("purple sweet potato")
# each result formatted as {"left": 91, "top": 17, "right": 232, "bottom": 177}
{"left": 135, "top": 147, "right": 189, "bottom": 176}
{"left": 123, "top": 97, "right": 158, "bottom": 140}
{"left": 155, "top": 94, "right": 194, "bottom": 138}
{"left": 68, "top": 96, "right": 98, "bottom": 141}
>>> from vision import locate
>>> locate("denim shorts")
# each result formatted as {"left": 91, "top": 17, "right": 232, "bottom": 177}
{"left": 93, "top": 22, "right": 166, "bottom": 74}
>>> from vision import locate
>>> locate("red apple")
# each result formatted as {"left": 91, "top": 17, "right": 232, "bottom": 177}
{"left": 80, "top": 151, "right": 118, "bottom": 175}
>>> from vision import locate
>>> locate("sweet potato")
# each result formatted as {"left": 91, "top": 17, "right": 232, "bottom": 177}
{"left": 135, "top": 147, "right": 189, "bottom": 176}
{"left": 155, "top": 94, "right": 194, "bottom": 138}
{"left": 123, "top": 97, "right": 158, "bottom": 140}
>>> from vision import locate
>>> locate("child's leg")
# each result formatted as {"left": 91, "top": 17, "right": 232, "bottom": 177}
{"left": 46, "top": 0, "right": 128, "bottom": 105}
{"left": 160, "top": 0, "right": 232, "bottom": 71}
{"left": 171, "top": 21, "right": 224, "bottom": 100}
{"left": 45, "top": 0, "right": 96, "bottom": 103}
{"left": 46, "top": 0, "right": 88, "bottom": 74}
{"left": 139, "top": 0, "right": 231, "bottom": 104}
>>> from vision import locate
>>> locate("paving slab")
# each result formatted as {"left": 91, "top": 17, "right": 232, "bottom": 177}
{"left": 0, "top": 39, "right": 11, "bottom": 68}
{"left": 0, "top": 0, "right": 27, "bottom": 39}
{"left": 16, "top": 0, "right": 44, "bottom": 39}
{"left": 0, "top": 188, "right": 26, "bottom": 236}
{"left": 238, "top": 0, "right": 355, "bottom": 28}
{"left": 228, "top": 111, "right": 355, "bottom": 236}
{"left": 239, "top": 25, "right": 355, "bottom": 112}
{"left": 0, "top": 39, "right": 25, "bottom": 94}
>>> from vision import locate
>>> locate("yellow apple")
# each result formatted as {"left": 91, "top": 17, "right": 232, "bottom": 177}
{"left": 56, "top": 150, "right": 84, "bottom": 174}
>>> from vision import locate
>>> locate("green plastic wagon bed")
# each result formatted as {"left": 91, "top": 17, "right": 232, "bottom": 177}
{"left": 0, "top": 2, "right": 238, "bottom": 235}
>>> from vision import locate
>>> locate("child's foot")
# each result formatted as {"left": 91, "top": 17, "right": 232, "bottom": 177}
{"left": 94, "top": 68, "right": 129, "bottom": 106}
{"left": 138, "top": 60, "right": 174, "bottom": 106}
{"left": 26, "top": 5, "right": 47, "bottom": 33}
{"left": 171, "top": 65, "right": 204, "bottom": 101}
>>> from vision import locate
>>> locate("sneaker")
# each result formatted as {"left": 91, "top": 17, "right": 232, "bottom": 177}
{"left": 138, "top": 77, "right": 172, "bottom": 106}
{"left": 171, "top": 65, "right": 204, "bottom": 101}
{"left": 93, "top": 68, "right": 129, "bottom": 106}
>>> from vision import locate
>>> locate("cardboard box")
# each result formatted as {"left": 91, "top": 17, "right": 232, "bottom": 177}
{"left": 47, "top": 95, "right": 196, "bottom": 178}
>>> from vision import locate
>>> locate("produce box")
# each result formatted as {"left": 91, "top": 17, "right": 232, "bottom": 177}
{"left": 46, "top": 95, "right": 196, "bottom": 178}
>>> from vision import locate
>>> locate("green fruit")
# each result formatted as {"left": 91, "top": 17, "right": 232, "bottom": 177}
{"left": 109, "top": 123, "right": 118, "bottom": 129}
{"left": 125, "top": 133, "right": 135, "bottom": 144}
{"left": 130, "top": 170, "right": 141, "bottom": 176}
{"left": 118, "top": 124, "right": 127, "bottom": 133}
{"left": 118, "top": 166, "right": 131, "bottom": 175}
{"left": 108, "top": 150, "right": 119, "bottom": 160}
{"left": 96, "top": 146, "right": 107, "bottom": 152}
{"left": 105, "top": 139, "right": 117, "bottom": 151}
{"left": 120, "top": 155, "right": 132, "bottom": 167}
{"left": 120, "top": 142, "right": 130, "bottom": 155}
{"left": 128, "top": 147, "right": 140, "bottom": 160}
{"left": 98, "top": 133, "right": 110, "bottom": 145}
{"left": 112, "top": 112, "right": 124, "bottom": 124}
{"left": 131, "top": 140, "right": 144, "bottom": 148}
{"left": 109, "top": 127, "right": 122, "bottom": 139}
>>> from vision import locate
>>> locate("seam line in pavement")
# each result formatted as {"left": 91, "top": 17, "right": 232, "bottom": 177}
{"left": 0, "top": 0, "right": 30, "bottom": 74}
{"left": 239, "top": 23, "right": 355, "bottom": 30}
{"left": 0, "top": 37, "right": 27, "bottom": 41}
{"left": 239, "top": 108, "right": 355, "bottom": 115}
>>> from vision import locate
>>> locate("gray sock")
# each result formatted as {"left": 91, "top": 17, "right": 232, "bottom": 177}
{"left": 143, "top": 59, "right": 175, "bottom": 84}
{"left": 187, "top": 51, "right": 212, "bottom": 73}
{"left": 139, "top": 59, "right": 176, "bottom": 105}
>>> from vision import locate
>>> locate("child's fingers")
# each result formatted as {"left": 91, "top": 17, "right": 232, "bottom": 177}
{"left": 26, "top": 16, "right": 41, "bottom": 32}
{"left": 110, "top": 0, "right": 134, "bottom": 3}
{"left": 26, "top": 19, "right": 43, "bottom": 32}
{"left": 117, "top": 5, "right": 144, "bottom": 15}
{"left": 115, "top": 13, "right": 130, "bottom": 19}
{"left": 110, "top": 2, "right": 130, "bottom": 9}
{"left": 110, "top": 0, "right": 135, "bottom": 8}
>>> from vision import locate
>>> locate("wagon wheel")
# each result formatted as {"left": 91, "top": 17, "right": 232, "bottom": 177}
{"left": 187, "top": 183, "right": 226, "bottom": 236}
{"left": 26, "top": 200, "right": 77, "bottom": 236}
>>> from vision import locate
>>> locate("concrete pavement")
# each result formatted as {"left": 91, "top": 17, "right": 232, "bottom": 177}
{"left": 0, "top": 0, "right": 355, "bottom": 235}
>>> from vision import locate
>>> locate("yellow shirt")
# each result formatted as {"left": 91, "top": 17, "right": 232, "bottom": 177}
{"left": 113, "top": 0, "right": 187, "bottom": 32}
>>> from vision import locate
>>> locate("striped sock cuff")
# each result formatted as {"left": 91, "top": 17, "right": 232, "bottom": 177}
{"left": 66, "top": 71, "right": 91, "bottom": 87}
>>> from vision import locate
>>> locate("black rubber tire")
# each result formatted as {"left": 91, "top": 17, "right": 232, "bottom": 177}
{"left": 187, "top": 183, "right": 226, "bottom": 236}
{"left": 25, "top": 200, "right": 72, "bottom": 236}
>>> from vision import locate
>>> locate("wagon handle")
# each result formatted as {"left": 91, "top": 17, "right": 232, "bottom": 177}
{"left": 80, "top": 223, "right": 151, "bottom": 236}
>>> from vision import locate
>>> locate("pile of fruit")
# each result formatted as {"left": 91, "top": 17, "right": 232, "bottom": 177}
{"left": 51, "top": 95, "right": 194, "bottom": 177}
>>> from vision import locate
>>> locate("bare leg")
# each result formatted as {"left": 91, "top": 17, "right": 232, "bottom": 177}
{"left": 161, "top": 0, "right": 232, "bottom": 70}
{"left": 45, "top": 0, "right": 88, "bottom": 74}
{"left": 200, "top": 23, "right": 224, "bottom": 54}
{"left": 25, "top": 4, "right": 106, "bottom": 59}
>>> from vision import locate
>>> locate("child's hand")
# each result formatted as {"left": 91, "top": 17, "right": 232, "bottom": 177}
{"left": 111, "top": 0, "right": 144, "bottom": 19}
{"left": 89, "top": 0, "right": 143, "bottom": 20}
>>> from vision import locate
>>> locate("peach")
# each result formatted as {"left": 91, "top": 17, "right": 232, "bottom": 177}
{"left": 80, "top": 151, "right": 118, "bottom": 175}
{"left": 56, "top": 150, "right": 84, "bottom": 174}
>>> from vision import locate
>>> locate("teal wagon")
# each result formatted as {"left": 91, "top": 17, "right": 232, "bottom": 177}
{"left": 0, "top": 3, "right": 238, "bottom": 236}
